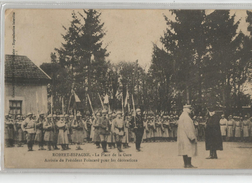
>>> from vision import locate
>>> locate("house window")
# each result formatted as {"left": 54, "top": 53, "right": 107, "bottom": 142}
{"left": 9, "top": 100, "right": 22, "bottom": 116}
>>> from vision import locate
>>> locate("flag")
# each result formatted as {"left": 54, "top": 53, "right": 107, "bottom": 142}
{"left": 74, "top": 92, "right": 81, "bottom": 102}
{"left": 104, "top": 94, "right": 109, "bottom": 104}
{"left": 124, "top": 89, "right": 129, "bottom": 107}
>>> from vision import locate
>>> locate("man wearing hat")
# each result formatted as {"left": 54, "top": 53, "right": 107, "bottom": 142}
{"left": 57, "top": 115, "right": 69, "bottom": 150}
{"left": 113, "top": 111, "right": 125, "bottom": 152}
{"left": 52, "top": 114, "right": 60, "bottom": 150}
{"left": 15, "top": 115, "right": 24, "bottom": 147}
{"left": 35, "top": 113, "right": 46, "bottom": 150}
{"left": 5, "top": 114, "right": 15, "bottom": 147}
{"left": 130, "top": 108, "right": 144, "bottom": 152}
{"left": 43, "top": 114, "right": 54, "bottom": 150}
{"left": 99, "top": 109, "right": 110, "bottom": 153}
{"left": 107, "top": 111, "right": 115, "bottom": 149}
{"left": 205, "top": 107, "right": 223, "bottom": 159}
{"left": 71, "top": 113, "right": 86, "bottom": 150}
{"left": 177, "top": 105, "right": 197, "bottom": 168}
{"left": 92, "top": 111, "right": 101, "bottom": 148}
{"left": 22, "top": 113, "right": 36, "bottom": 151}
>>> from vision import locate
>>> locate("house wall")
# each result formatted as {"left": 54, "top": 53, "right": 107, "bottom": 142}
{"left": 5, "top": 82, "right": 48, "bottom": 116}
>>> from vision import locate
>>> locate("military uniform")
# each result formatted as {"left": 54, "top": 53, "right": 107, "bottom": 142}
{"left": 22, "top": 113, "right": 36, "bottom": 151}
{"left": 5, "top": 115, "right": 15, "bottom": 147}
{"left": 107, "top": 113, "right": 115, "bottom": 149}
{"left": 35, "top": 114, "right": 46, "bottom": 150}
{"left": 15, "top": 115, "right": 24, "bottom": 147}
{"left": 92, "top": 112, "right": 101, "bottom": 148}
{"left": 71, "top": 114, "right": 86, "bottom": 150}
{"left": 130, "top": 109, "right": 144, "bottom": 151}
{"left": 52, "top": 114, "right": 60, "bottom": 150}
{"left": 242, "top": 117, "right": 250, "bottom": 142}
{"left": 154, "top": 116, "right": 163, "bottom": 141}
{"left": 99, "top": 110, "right": 110, "bottom": 152}
{"left": 113, "top": 111, "right": 125, "bottom": 152}
{"left": 234, "top": 116, "right": 242, "bottom": 141}
{"left": 57, "top": 115, "right": 69, "bottom": 150}
{"left": 122, "top": 116, "right": 130, "bottom": 148}
{"left": 219, "top": 116, "right": 228, "bottom": 139}
{"left": 43, "top": 115, "right": 54, "bottom": 150}
{"left": 226, "top": 116, "right": 235, "bottom": 141}
{"left": 162, "top": 116, "right": 170, "bottom": 141}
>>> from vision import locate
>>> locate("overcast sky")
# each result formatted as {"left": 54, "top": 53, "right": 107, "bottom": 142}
{"left": 4, "top": 9, "right": 249, "bottom": 68}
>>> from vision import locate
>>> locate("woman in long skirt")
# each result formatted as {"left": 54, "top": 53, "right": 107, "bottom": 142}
{"left": 242, "top": 116, "right": 250, "bottom": 142}
{"left": 226, "top": 115, "right": 235, "bottom": 141}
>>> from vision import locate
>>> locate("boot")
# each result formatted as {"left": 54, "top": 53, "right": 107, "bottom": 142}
{"left": 206, "top": 150, "right": 214, "bottom": 159}
{"left": 183, "top": 155, "right": 188, "bottom": 168}
{"left": 103, "top": 141, "right": 108, "bottom": 152}
{"left": 187, "top": 157, "right": 197, "bottom": 168}
{"left": 212, "top": 150, "right": 218, "bottom": 159}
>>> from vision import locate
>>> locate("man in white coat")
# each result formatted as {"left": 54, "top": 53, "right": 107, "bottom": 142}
{"left": 177, "top": 105, "right": 197, "bottom": 168}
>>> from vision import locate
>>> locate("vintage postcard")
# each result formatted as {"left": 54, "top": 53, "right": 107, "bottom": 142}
{"left": 3, "top": 9, "right": 252, "bottom": 169}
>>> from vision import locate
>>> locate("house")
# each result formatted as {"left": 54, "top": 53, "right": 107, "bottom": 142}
{"left": 5, "top": 54, "right": 51, "bottom": 117}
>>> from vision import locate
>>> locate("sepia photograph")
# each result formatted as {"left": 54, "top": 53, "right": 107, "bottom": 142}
{"left": 3, "top": 9, "right": 252, "bottom": 169}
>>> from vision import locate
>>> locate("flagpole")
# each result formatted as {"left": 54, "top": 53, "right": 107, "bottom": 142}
{"left": 98, "top": 93, "right": 105, "bottom": 109}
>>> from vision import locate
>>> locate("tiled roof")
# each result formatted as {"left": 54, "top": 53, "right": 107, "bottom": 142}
{"left": 5, "top": 54, "right": 51, "bottom": 81}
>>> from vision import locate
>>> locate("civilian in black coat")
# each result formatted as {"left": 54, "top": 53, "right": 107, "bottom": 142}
{"left": 205, "top": 108, "right": 223, "bottom": 159}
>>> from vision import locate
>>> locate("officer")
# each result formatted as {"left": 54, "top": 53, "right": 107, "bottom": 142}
{"left": 5, "top": 114, "right": 15, "bottom": 147}
{"left": 52, "top": 114, "right": 60, "bottom": 150}
{"left": 99, "top": 109, "right": 110, "bottom": 153}
{"left": 113, "top": 111, "right": 125, "bottom": 152}
{"left": 22, "top": 113, "right": 36, "bottom": 151}
{"left": 43, "top": 114, "right": 54, "bottom": 150}
{"left": 130, "top": 108, "right": 144, "bottom": 152}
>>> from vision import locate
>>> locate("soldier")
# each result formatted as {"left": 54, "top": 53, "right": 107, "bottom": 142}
{"left": 193, "top": 116, "right": 199, "bottom": 141}
{"left": 107, "top": 112, "right": 115, "bottom": 149}
{"left": 130, "top": 108, "right": 144, "bottom": 152}
{"left": 99, "top": 109, "right": 110, "bottom": 153}
{"left": 149, "top": 115, "right": 155, "bottom": 142}
{"left": 5, "top": 114, "right": 15, "bottom": 147}
{"left": 219, "top": 114, "right": 228, "bottom": 141}
{"left": 85, "top": 112, "right": 93, "bottom": 142}
{"left": 65, "top": 114, "right": 71, "bottom": 149}
{"left": 22, "top": 113, "right": 36, "bottom": 151}
{"left": 71, "top": 113, "right": 86, "bottom": 150}
{"left": 123, "top": 115, "right": 131, "bottom": 148}
{"left": 162, "top": 115, "right": 170, "bottom": 142}
{"left": 205, "top": 107, "right": 223, "bottom": 159}
{"left": 226, "top": 115, "right": 235, "bottom": 142}
{"left": 43, "top": 114, "right": 54, "bottom": 150}
{"left": 52, "top": 114, "right": 60, "bottom": 150}
{"left": 198, "top": 116, "right": 205, "bottom": 141}
{"left": 143, "top": 115, "right": 149, "bottom": 142}
{"left": 57, "top": 115, "right": 69, "bottom": 150}
{"left": 234, "top": 116, "right": 242, "bottom": 142}
{"left": 15, "top": 115, "right": 24, "bottom": 147}
{"left": 113, "top": 111, "right": 125, "bottom": 152}
{"left": 177, "top": 105, "right": 197, "bottom": 168}
{"left": 92, "top": 111, "right": 101, "bottom": 148}
{"left": 35, "top": 113, "right": 46, "bottom": 150}
{"left": 242, "top": 115, "right": 250, "bottom": 142}
{"left": 154, "top": 115, "right": 163, "bottom": 142}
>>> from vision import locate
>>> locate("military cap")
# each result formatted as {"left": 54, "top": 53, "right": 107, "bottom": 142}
{"left": 69, "top": 115, "right": 74, "bottom": 118}
{"left": 136, "top": 108, "right": 141, "bottom": 112}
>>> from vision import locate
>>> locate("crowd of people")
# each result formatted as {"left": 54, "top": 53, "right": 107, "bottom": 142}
{"left": 5, "top": 109, "right": 252, "bottom": 153}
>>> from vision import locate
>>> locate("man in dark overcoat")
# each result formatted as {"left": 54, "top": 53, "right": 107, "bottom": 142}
{"left": 205, "top": 107, "right": 223, "bottom": 159}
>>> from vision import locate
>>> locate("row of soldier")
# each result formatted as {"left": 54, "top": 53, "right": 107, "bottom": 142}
{"left": 5, "top": 110, "right": 252, "bottom": 152}
{"left": 5, "top": 109, "right": 143, "bottom": 152}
